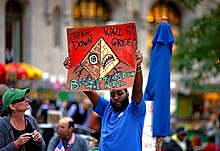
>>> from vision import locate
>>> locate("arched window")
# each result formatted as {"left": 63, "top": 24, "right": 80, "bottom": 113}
{"left": 5, "top": 0, "right": 23, "bottom": 63}
{"left": 73, "top": 0, "right": 111, "bottom": 27}
{"left": 146, "top": 1, "right": 180, "bottom": 51}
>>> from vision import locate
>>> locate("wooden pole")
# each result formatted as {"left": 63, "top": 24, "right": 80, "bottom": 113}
{"left": 161, "top": 14, "right": 168, "bottom": 22}
{"left": 156, "top": 137, "right": 163, "bottom": 151}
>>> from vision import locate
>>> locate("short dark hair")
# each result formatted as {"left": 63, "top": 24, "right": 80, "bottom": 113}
{"left": 176, "top": 127, "right": 188, "bottom": 135}
{"left": 110, "top": 88, "right": 128, "bottom": 94}
{"left": 69, "top": 121, "right": 74, "bottom": 128}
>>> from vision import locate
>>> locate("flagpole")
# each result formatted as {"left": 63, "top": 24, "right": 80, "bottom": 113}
{"left": 155, "top": 14, "right": 168, "bottom": 151}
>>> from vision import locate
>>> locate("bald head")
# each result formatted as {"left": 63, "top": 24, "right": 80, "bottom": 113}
{"left": 59, "top": 117, "right": 74, "bottom": 127}
{"left": 59, "top": 116, "right": 73, "bottom": 123}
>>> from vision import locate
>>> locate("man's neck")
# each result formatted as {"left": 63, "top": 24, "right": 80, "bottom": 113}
{"left": 63, "top": 133, "right": 73, "bottom": 142}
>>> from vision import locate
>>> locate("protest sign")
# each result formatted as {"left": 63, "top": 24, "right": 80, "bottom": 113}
{"left": 66, "top": 23, "right": 137, "bottom": 91}
{"left": 142, "top": 101, "right": 156, "bottom": 151}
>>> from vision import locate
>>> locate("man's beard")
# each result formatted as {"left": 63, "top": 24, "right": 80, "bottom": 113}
{"left": 110, "top": 95, "right": 129, "bottom": 112}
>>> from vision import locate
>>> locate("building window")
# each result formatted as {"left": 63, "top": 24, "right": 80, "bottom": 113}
{"left": 73, "top": 0, "right": 111, "bottom": 27}
{"left": 5, "top": 0, "right": 23, "bottom": 63}
{"left": 146, "top": 1, "right": 180, "bottom": 50}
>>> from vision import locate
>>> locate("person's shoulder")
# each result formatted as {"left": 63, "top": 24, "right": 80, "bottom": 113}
{"left": 75, "top": 134, "right": 87, "bottom": 141}
{"left": 25, "top": 114, "right": 35, "bottom": 120}
{"left": 0, "top": 116, "right": 9, "bottom": 129}
{"left": 2, "top": 115, "right": 9, "bottom": 123}
{"left": 50, "top": 135, "right": 59, "bottom": 141}
{"left": 95, "top": 95, "right": 110, "bottom": 107}
{"left": 169, "top": 139, "right": 178, "bottom": 145}
{"left": 25, "top": 114, "right": 38, "bottom": 124}
{"left": 99, "top": 95, "right": 110, "bottom": 103}
{"left": 75, "top": 134, "right": 85, "bottom": 138}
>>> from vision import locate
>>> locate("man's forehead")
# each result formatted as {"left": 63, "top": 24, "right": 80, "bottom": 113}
{"left": 110, "top": 89, "right": 124, "bottom": 93}
{"left": 59, "top": 121, "right": 68, "bottom": 126}
{"left": 59, "top": 119, "right": 68, "bottom": 126}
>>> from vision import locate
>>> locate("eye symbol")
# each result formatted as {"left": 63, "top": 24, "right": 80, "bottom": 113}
{"left": 89, "top": 53, "right": 98, "bottom": 65}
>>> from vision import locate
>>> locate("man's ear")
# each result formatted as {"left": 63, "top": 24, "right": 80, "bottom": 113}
{"left": 69, "top": 126, "right": 73, "bottom": 133}
{"left": 126, "top": 92, "right": 129, "bottom": 97}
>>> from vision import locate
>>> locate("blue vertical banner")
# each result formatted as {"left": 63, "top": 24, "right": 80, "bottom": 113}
{"left": 144, "top": 21, "right": 174, "bottom": 137}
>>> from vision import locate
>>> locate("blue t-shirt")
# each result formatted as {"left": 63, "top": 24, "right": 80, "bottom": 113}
{"left": 94, "top": 96, "right": 146, "bottom": 151}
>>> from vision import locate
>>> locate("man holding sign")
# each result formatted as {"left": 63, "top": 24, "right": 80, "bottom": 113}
{"left": 64, "top": 49, "right": 145, "bottom": 150}
{"left": 63, "top": 23, "right": 146, "bottom": 151}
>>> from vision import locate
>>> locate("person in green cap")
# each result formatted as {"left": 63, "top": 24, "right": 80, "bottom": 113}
{"left": 0, "top": 87, "right": 45, "bottom": 151}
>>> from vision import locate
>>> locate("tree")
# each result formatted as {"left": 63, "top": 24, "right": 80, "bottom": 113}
{"left": 172, "top": 0, "right": 220, "bottom": 82}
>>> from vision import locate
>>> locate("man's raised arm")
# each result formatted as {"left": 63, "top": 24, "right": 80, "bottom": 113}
{"left": 83, "top": 91, "right": 99, "bottom": 108}
{"left": 132, "top": 50, "right": 143, "bottom": 105}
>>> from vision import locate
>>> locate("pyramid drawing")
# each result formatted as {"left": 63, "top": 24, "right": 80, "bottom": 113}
{"left": 81, "top": 38, "right": 119, "bottom": 79}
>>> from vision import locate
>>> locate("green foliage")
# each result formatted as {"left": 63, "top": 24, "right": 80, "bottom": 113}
{"left": 172, "top": 2, "right": 220, "bottom": 81}
{"left": 179, "top": 0, "right": 203, "bottom": 10}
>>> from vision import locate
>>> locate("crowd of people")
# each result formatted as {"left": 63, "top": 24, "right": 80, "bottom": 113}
{"left": 0, "top": 49, "right": 219, "bottom": 151}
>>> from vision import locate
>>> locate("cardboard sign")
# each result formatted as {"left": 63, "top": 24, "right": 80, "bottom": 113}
{"left": 142, "top": 101, "right": 156, "bottom": 151}
{"left": 66, "top": 23, "right": 137, "bottom": 91}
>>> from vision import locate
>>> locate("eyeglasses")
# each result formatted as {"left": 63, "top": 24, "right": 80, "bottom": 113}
{"left": 12, "top": 96, "right": 27, "bottom": 104}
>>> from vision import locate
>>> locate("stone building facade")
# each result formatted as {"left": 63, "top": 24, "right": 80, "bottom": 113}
{"left": 0, "top": 0, "right": 213, "bottom": 81}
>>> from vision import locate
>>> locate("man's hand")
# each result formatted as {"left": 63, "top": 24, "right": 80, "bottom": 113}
{"left": 132, "top": 49, "right": 143, "bottom": 104}
{"left": 135, "top": 50, "right": 143, "bottom": 68}
{"left": 63, "top": 56, "right": 70, "bottom": 69}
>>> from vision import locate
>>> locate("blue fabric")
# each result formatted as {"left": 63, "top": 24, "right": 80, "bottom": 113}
{"left": 152, "top": 22, "right": 174, "bottom": 45}
{"left": 94, "top": 96, "right": 146, "bottom": 151}
{"left": 144, "top": 22, "right": 174, "bottom": 137}
{"left": 57, "top": 141, "right": 64, "bottom": 149}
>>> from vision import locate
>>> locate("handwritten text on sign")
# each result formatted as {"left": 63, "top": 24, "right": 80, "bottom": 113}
{"left": 142, "top": 101, "right": 156, "bottom": 151}
{"left": 66, "top": 23, "right": 137, "bottom": 91}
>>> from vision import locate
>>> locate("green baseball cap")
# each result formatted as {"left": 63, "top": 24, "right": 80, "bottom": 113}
{"left": 2, "top": 88, "right": 30, "bottom": 109}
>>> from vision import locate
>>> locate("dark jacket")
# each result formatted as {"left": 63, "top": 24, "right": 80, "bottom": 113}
{"left": 67, "top": 102, "right": 88, "bottom": 125}
{"left": 162, "top": 134, "right": 194, "bottom": 151}
{"left": 0, "top": 115, "right": 45, "bottom": 151}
